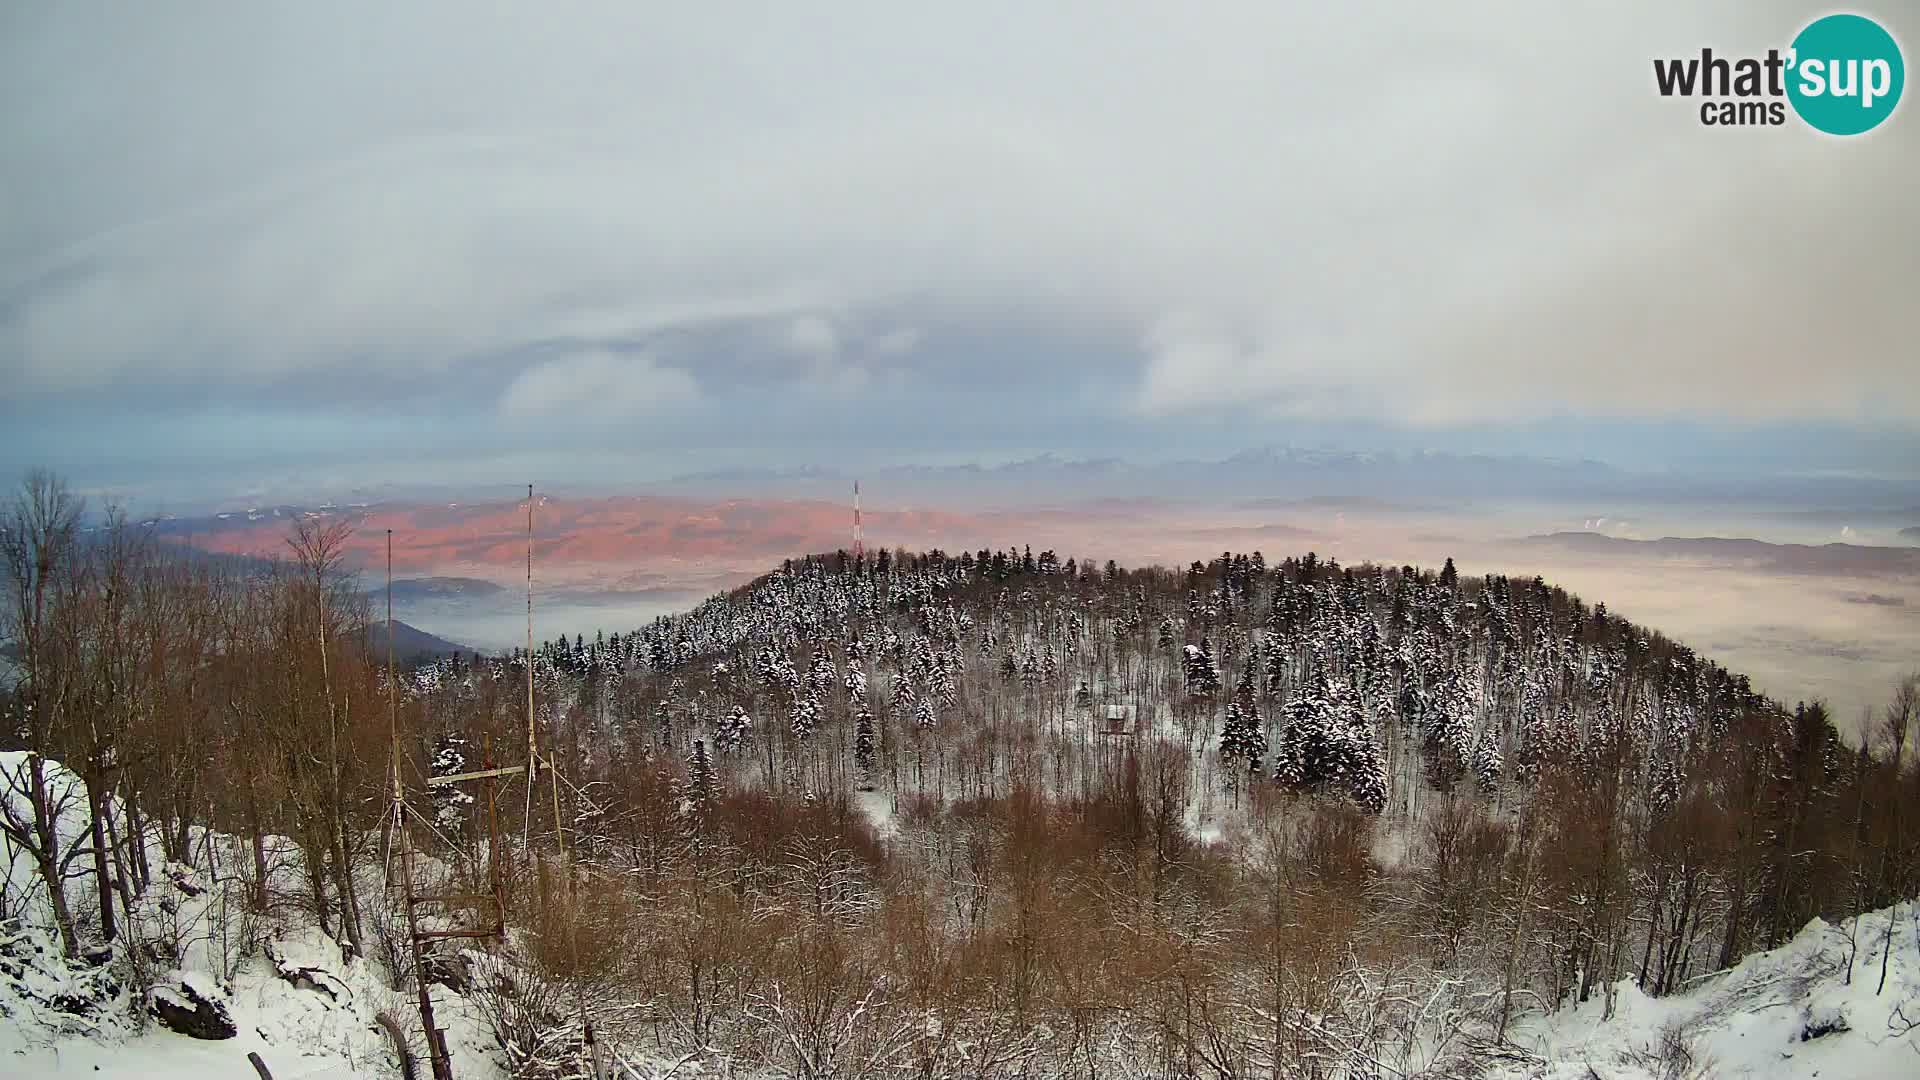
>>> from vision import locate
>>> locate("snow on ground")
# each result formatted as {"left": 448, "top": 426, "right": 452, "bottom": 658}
{"left": 4, "top": 954, "right": 496, "bottom": 1080}
{"left": 1499, "top": 902, "right": 1920, "bottom": 1080}
{"left": 2, "top": 750, "right": 498, "bottom": 1079}
{"left": 2, "top": 850, "right": 504, "bottom": 1080}
{"left": 9, "top": 746, "right": 1920, "bottom": 1079}
{"left": 855, "top": 788, "right": 899, "bottom": 841}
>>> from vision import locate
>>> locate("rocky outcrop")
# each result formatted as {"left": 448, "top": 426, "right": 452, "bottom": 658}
{"left": 148, "top": 979, "right": 235, "bottom": 1040}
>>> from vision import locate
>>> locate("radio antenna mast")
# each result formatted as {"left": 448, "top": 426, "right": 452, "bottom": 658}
{"left": 516, "top": 483, "right": 599, "bottom": 1077}
{"left": 524, "top": 484, "right": 540, "bottom": 848}
{"left": 385, "top": 507, "right": 530, "bottom": 1080}
{"left": 388, "top": 529, "right": 459, "bottom": 1080}
{"left": 527, "top": 484, "right": 536, "bottom": 768}
{"left": 853, "top": 480, "right": 863, "bottom": 563}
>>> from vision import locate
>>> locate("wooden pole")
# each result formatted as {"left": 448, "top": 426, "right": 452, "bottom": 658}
{"left": 524, "top": 485, "right": 538, "bottom": 855}
{"left": 387, "top": 529, "right": 395, "bottom": 764}
{"left": 392, "top": 529, "right": 455, "bottom": 1080}
{"left": 485, "top": 734, "right": 504, "bottom": 937}
{"left": 527, "top": 484, "right": 537, "bottom": 774}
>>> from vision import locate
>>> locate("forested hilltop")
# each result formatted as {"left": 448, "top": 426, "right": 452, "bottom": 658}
{"left": 5, "top": 470, "right": 1917, "bottom": 1078}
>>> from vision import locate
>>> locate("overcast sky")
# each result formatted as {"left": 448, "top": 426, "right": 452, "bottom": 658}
{"left": 2, "top": 2, "right": 1916, "bottom": 502}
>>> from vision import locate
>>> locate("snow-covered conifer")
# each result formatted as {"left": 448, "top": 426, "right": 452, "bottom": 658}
{"left": 854, "top": 705, "right": 877, "bottom": 784}
{"left": 790, "top": 696, "right": 819, "bottom": 740}
{"left": 717, "top": 704, "right": 752, "bottom": 754}
{"left": 430, "top": 733, "right": 476, "bottom": 833}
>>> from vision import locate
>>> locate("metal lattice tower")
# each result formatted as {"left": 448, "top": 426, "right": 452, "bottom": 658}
{"left": 383, "top": 484, "right": 595, "bottom": 1080}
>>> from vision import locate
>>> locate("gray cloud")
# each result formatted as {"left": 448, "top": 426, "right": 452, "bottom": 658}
{"left": 500, "top": 349, "right": 699, "bottom": 423}
{"left": 1, "top": 1, "right": 1915, "bottom": 465}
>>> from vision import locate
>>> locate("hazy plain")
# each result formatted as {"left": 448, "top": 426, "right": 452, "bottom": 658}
{"left": 304, "top": 491, "right": 1920, "bottom": 736}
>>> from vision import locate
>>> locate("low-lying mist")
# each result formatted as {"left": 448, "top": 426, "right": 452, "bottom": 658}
{"left": 291, "top": 491, "right": 1920, "bottom": 736}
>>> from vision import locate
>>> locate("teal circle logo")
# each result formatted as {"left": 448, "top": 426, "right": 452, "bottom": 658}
{"left": 1787, "top": 14, "right": 1904, "bottom": 135}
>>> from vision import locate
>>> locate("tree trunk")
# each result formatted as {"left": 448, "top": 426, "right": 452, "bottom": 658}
{"left": 87, "top": 780, "right": 118, "bottom": 942}
{"left": 303, "top": 832, "right": 334, "bottom": 939}
{"left": 36, "top": 848, "right": 82, "bottom": 957}
{"left": 26, "top": 757, "right": 82, "bottom": 957}
{"left": 247, "top": 783, "right": 270, "bottom": 911}
{"left": 1636, "top": 873, "right": 1664, "bottom": 989}
{"left": 1879, "top": 904, "right": 1897, "bottom": 994}
{"left": 122, "top": 789, "right": 152, "bottom": 894}
{"left": 328, "top": 822, "right": 365, "bottom": 957}
{"left": 1719, "top": 856, "right": 1749, "bottom": 969}
{"left": 102, "top": 796, "right": 139, "bottom": 932}
{"left": 1498, "top": 824, "right": 1539, "bottom": 1040}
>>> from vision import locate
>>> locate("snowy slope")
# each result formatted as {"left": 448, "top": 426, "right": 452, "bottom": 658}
{"left": 1500, "top": 903, "right": 1920, "bottom": 1080}
{"left": 3, "top": 925, "right": 496, "bottom": 1080}
{"left": 1, "top": 750, "right": 498, "bottom": 1079}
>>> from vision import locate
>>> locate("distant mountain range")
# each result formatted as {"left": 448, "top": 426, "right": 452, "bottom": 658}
{"left": 368, "top": 576, "right": 506, "bottom": 603}
{"left": 658, "top": 447, "right": 1920, "bottom": 506}
{"left": 1518, "top": 531, "right": 1920, "bottom": 577}
{"left": 365, "top": 618, "right": 473, "bottom": 663}
{"left": 5, "top": 618, "right": 469, "bottom": 667}
{"left": 88, "top": 447, "right": 1920, "bottom": 521}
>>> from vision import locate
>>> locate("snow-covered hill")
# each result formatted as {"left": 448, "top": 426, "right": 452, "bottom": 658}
{"left": 1, "top": 751, "right": 497, "bottom": 1079}
{"left": 8, "top": 542, "right": 1919, "bottom": 1078}
{"left": 1498, "top": 903, "right": 1919, "bottom": 1080}
{"left": 10, "top": 885, "right": 1916, "bottom": 1078}
{"left": 2, "top": 920, "right": 494, "bottom": 1079}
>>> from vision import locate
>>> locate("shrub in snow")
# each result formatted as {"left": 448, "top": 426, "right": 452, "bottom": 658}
{"left": 0, "top": 920, "right": 125, "bottom": 1038}
{"left": 146, "top": 978, "right": 234, "bottom": 1040}
{"left": 1800, "top": 1002, "right": 1850, "bottom": 1041}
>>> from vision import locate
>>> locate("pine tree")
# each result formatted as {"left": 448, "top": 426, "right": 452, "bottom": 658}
{"left": 1271, "top": 657, "right": 1382, "bottom": 811}
{"left": 1183, "top": 641, "right": 1222, "bottom": 697}
{"left": 430, "top": 733, "right": 476, "bottom": 834}
{"left": 1515, "top": 678, "right": 1548, "bottom": 780}
{"left": 717, "top": 704, "right": 752, "bottom": 754}
{"left": 1242, "top": 705, "right": 1268, "bottom": 774}
{"left": 1221, "top": 701, "right": 1247, "bottom": 763}
{"left": 1469, "top": 730, "right": 1503, "bottom": 794}
{"left": 935, "top": 663, "right": 960, "bottom": 709}
{"left": 806, "top": 648, "right": 836, "bottom": 700}
{"left": 790, "top": 695, "right": 819, "bottom": 740}
{"left": 854, "top": 706, "right": 877, "bottom": 785}
{"left": 1344, "top": 714, "right": 1389, "bottom": 813}
{"left": 655, "top": 697, "right": 677, "bottom": 754}
{"left": 1265, "top": 634, "right": 1292, "bottom": 699}
{"left": 1221, "top": 701, "right": 1266, "bottom": 774}
{"left": 1275, "top": 679, "right": 1333, "bottom": 790}
{"left": 684, "top": 739, "right": 717, "bottom": 825}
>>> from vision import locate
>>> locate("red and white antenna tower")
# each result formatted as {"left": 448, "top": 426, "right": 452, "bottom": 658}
{"left": 852, "top": 480, "right": 863, "bottom": 561}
